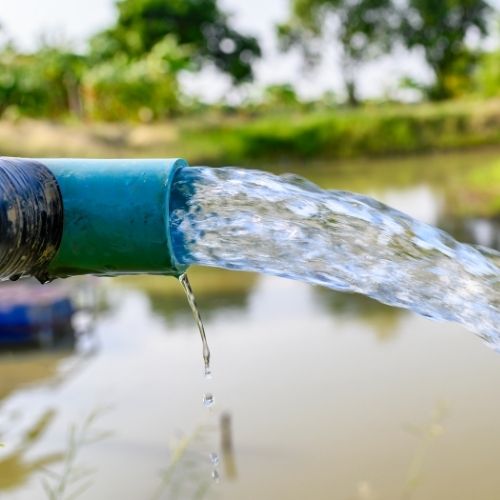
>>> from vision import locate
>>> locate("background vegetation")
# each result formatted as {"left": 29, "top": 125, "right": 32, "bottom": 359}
{"left": 0, "top": 0, "right": 499, "bottom": 217}
{"left": 2, "top": 0, "right": 500, "bottom": 120}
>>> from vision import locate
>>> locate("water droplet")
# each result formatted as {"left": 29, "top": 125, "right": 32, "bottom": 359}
{"left": 211, "top": 469, "right": 220, "bottom": 483}
{"left": 204, "top": 366, "right": 212, "bottom": 380}
{"left": 209, "top": 452, "right": 220, "bottom": 466}
{"left": 203, "top": 392, "right": 214, "bottom": 408}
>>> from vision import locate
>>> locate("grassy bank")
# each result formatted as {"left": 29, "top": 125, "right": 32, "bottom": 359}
{"left": 3, "top": 99, "right": 500, "bottom": 163}
{"left": 189, "top": 99, "right": 500, "bottom": 164}
{"left": 452, "top": 160, "right": 500, "bottom": 216}
{"left": 1, "top": 99, "right": 499, "bottom": 218}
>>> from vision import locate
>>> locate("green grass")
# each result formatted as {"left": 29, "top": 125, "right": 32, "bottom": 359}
{"left": 1, "top": 98, "right": 499, "bottom": 217}
{"left": 179, "top": 98, "right": 500, "bottom": 164}
{"left": 3, "top": 99, "right": 500, "bottom": 163}
{"left": 450, "top": 160, "right": 500, "bottom": 216}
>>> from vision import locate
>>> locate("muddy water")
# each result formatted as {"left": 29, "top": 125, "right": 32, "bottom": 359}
{"left": 0, "top": 151, "right": 499, "bottom": 500}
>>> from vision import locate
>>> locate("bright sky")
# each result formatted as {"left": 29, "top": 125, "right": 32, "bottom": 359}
{"left": 1, "top": 0, "right": 496, "bottom": 102}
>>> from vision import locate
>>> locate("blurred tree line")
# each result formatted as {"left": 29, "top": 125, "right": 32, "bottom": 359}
{"left": 278, "top": 0, "right": 494, "bottom": 104}
{"left": 0, "top": 0, "right": 499, "bottom": 121}
{"left": 0, "top": 0, "right": 261, "bottom": 120}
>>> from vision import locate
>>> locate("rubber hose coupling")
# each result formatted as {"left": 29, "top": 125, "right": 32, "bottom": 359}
{"left": 0, "top": 158, "right": 188, "bottom": 281}
{"left": 0, "top": 157, "right": 63, "bottom": 282}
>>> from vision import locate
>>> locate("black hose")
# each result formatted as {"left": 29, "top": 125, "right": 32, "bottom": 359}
{"left": 0, "top": 158, "right": 63, "bottom": 282}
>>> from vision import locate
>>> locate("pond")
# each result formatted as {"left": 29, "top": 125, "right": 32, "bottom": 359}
{"left": 0, "top": 149, "right": 499, "bottom": 500}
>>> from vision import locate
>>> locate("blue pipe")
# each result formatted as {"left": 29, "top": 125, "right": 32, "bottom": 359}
{"left": 0, "top": 157, "right": 189, "bottom": 281}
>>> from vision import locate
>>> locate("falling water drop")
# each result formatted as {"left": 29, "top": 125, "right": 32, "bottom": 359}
{"left": 177, "top": 273, "right": 219, "bottom": 483}
{"left": 211, "top": 469, "right": 220, "bottom": 483}
{"left": 203, "top": 392, "right": 214, "bottom": 408}
{"left": 209, "top": 452, "right": 220, "bottom": 466}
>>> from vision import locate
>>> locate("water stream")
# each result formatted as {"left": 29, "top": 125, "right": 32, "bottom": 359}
{"left": 170, "top": 166, "right": 500, "bottom": 349}
{"left": 178, "top": 273, "right": 219, "bottom": 483}
{"left": 178, "top": 273, "right": 211, "bottom": 377}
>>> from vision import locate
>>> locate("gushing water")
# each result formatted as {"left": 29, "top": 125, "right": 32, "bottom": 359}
{"left": 171, "top": 167, "right": 500, "bottom": 348}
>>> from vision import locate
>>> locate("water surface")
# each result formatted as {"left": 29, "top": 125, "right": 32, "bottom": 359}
{"left": 0, "top": 150, "right": 499, "bottom": 500}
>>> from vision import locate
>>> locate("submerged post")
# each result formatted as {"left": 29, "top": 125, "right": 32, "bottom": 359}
{"left": 0, "top": 157, "right": 188, "bottom": 282}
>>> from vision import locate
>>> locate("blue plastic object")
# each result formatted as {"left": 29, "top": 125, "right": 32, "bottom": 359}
{"left": 0, "top": 284, "right": 75, "bottom": 345}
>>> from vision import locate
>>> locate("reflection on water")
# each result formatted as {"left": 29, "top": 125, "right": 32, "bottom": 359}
{"left": 402, "top": 401, "right": 449, "bottom": 499}
{"left": 0, "top": 353, "right": 68, "bottom": 402}
{"left": 124, "top": 268, "right": 258, "bottom": 326}
{"left": 0, "top": 410, "right": 62, "bottom": 492}
{"left": 440, "top": 216, "right": 500, "bottom": 251}
{"left": 0, "top": 155, "right": 499, "bottom": 499}
{"left": 41, "top": 409, "right": 112, "bottom": 500}
{"left": 314, "top": 288, "right": 404, "bottom": 341}
{"left": 220, "top": 413, "right": 237, "bottom": 481}
{"left": 150, "top": 424, "right": 216, "bottom": 500}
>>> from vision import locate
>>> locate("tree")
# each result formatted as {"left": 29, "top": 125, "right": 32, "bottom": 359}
{"left": 262, "top": 83, "right": 300, "bottom": 108}
{"left": 279, "top": 0, "right": 491, "bottom": 103}
{"left": 277, "top": 0, "right": 395, "bottom": 105}
{"left": 0, "top": 44, "right": 87, "bottom": 118}
{"left": 90, "top": 0, "right": 262, "bottom": 84}
{"left": 83, "top": 36, "right": 190, "bottom": 120}
{"left": 399, "top": 0, "right": 491, "bottom": 100}
{"left": 476, "top": 49, "right": 500, "bottom": 97}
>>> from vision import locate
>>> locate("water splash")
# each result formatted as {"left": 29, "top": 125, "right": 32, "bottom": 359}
{"left": 171, "top": 167, "right": 500, "bottom": 348}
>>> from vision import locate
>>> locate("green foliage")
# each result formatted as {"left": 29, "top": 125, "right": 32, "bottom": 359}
{"left": 0, "top": 0, "right": 498, "bottom": 120}
{"left": 0, "top": 45, "right": 86, "bottom": 118}
{"left": 90, "top": 0, "right": 262, "bottom": 84}
{"left": 262, "top": 84, "right": 300, "bottom": 108}
{"left": 0, "top": 38, "right": 187, "bottom": 121}
{"left": 399, "top": 0, "right": 491, "bottom": 100}
{"left": 0, "top": 0, "right": 262, "bottom": 120}
{"left": 174, "top": 100, "right": 500, "bottom": 164}
{"left": 83, "top": 36, "right": 190, "bottom": 121}
{"left": 476, "top": 50, "right": 500, "bottom": 97}
{"left": 279, "top": 0, "right": 492, "bottom": 103}
{"left": 278, "top": 0, "right": 396, "bottom": 104}
{"left": 448, "top": 159, "right": 500, "bottom": 216}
